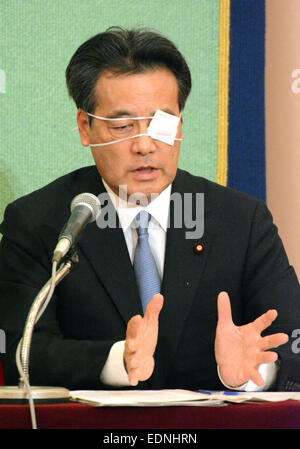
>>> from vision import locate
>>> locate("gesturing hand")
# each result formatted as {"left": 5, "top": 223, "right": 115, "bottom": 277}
{"left": 215, "top": 291, "right": 289, "bottom": 388}
{"left": 124, "top": 294, "right": 164, "bottom": 386}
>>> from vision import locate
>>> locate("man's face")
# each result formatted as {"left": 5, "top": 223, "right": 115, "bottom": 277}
{"left": 77, "top": 68, "right": 183, "bottom": 200}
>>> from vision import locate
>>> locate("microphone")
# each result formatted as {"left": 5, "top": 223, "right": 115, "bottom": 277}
{"left": 52, "top": 193, "right": 101, "bottom": 263}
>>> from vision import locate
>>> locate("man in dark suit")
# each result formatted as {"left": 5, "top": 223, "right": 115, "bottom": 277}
{"left": 0, "top": 28, "right": 299, "bottom": 392}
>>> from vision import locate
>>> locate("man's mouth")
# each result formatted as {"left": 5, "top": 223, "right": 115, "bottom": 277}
{"left": 133, "top": 166, "right": 157, "bottom": 172}
{"left": 130, "top": 166, "right": 159, "bottom": 180}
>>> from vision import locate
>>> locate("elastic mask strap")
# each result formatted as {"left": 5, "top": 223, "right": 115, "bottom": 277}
{"left": 90, "top": 133, "right": 148, "bottom": 147}
{"left": 90, "top": 133, "right": 183, "bottom": 147}
{"left": 87, "top": 109, "right": 183, "bottom": 147}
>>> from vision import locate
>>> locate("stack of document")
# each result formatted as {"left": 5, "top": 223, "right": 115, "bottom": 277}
{"left": 69, "top": 389, "right": 300, "bottom": 407}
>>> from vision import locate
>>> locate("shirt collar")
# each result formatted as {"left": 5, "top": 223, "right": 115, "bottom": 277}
{"left": 102, "top": 179, "right": 171, "bottom": 233}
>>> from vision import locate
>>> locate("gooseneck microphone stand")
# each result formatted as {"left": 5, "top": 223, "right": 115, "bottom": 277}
{"left": 0, "top": 249, "right": 79, "bottom": 404}
{"left": 0, "top": 193, "right": 101, "bottom": 428}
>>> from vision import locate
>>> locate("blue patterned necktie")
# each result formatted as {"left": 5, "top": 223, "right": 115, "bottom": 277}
{"left": 134, "top": 210, "right": 161, "bottom": 314}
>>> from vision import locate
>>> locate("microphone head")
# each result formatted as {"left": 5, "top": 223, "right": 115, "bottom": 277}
{"left": 70, "top": 193, "right": 101, "bottom": 222}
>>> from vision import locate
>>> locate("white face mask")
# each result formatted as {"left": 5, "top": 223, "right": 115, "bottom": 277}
{"left": 87, "top": 109, "right": 183, "bottom": 147}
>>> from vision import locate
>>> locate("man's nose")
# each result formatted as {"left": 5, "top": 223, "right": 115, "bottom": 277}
{"left": 131, "top": 132, "right": 156, "bottom": 155}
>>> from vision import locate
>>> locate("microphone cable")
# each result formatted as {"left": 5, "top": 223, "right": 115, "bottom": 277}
{"left": 15, "top": 260, "right": 58, "bottom": 429}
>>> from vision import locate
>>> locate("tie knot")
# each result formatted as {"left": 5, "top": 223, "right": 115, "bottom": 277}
{"left": 135, "top": 210, "right": 151, "bottom": 235}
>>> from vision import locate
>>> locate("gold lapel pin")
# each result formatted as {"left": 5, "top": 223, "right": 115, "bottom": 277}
{"left": 193, "top": 242, "right": 205, "bottom": 254}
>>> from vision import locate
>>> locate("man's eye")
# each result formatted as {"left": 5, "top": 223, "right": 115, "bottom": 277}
{"left": 111, "top": 124, "right": 134, "bottom": 133}
{"left": 117, "top": 125, "right": 131, "bottom": 130}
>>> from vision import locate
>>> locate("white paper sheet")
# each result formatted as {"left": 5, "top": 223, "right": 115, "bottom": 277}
{"left": 69, "top": 389, "right": 300, "bottom": 407}
{"left": 70, "top": 389, "right": 213, "bottom": 407}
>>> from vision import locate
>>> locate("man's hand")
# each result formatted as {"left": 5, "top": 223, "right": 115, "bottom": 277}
{"left": 215, "top": 291, "right": 289, "bottom": 388}
{"left": 124, "top": 294, "right": 164, "bottom": 386}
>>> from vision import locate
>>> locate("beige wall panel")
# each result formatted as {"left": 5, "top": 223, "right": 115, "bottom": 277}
{"left": 266, "top": 0, "right": 300, "bottom": 278}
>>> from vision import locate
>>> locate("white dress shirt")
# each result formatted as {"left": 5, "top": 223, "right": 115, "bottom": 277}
{"left": 99, "top": 180, "right": 276, "bottom": 390}
{"left": 100, "top": 180, "right": 170, "bottom": 386}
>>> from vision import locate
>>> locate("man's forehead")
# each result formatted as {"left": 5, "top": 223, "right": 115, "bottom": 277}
{"left": 93, "top": 68, "right": 180, "bottom": 113}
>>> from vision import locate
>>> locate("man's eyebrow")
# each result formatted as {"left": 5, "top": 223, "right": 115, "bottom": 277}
{"left": 106, "top": 110, "right": 137, "bottom": 119}
{"left": 153, "top": 108, "right": 177, "bottom": 116}
{"left": 106, "top": 108, "right": 177, "bottom": 119}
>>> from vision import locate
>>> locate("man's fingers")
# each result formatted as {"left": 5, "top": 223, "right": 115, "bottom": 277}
{"left": 128, "top": 357, "right": 155, "bottom": 386}
{"left": 252, "top": 309, "right": 278, "bottom": 333}
{"left": 128, "top": 368, "right": 139, "bottom": 386}
{"left": 256, "top": 350, "right": 279, "bottom": 365}
{"left": 249, "top": 368, "right": 265, "bottom": 387}
{"left": 126, "top": 314, "right": 143, "bottom": 338}
{"left": 217, "top": 291, "right": 232, "bottom": 327}
{"left": 261, "top": 332, "right": 289, "bottom": 351}
{"left": 125, "top": 294, "right": 163, "bottom": 386}
{"left": 125, "top": 314, "right": 143, "bottom": 353}
{"left": 144, "top": 294, "right": 164, "bottom": 323}
{"left": 126, "top": 356, "right": 139, "bottom": 370}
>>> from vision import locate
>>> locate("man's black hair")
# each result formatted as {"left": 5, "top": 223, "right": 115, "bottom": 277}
{"left": 66, "top": 27, "right": 192, "bottom": 118}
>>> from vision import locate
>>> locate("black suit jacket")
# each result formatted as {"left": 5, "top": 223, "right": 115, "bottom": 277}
{"left": 0, "top": 166, "right": 299, "bottom": 390}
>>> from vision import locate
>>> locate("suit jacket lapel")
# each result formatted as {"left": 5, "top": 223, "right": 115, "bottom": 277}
{"left": 75, "top": 167, "right": 142, "bottom": 326}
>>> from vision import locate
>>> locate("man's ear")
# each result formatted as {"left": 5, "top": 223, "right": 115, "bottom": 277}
{"left": 77, "top": 109, "right": 91, "bottom": 146}
{"left": 177, "top": 114, "right": 184, "bottom": 140}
